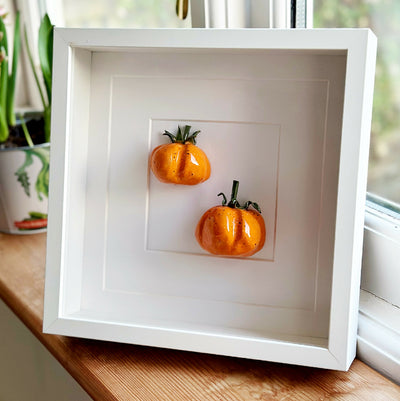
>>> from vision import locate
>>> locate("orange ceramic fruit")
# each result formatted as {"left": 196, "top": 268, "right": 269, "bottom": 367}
{"left": 196, "top": 180, "right": 266, "bottom": 257}
{"left": 150, "top": 125, "right": 211, "bottom": 185}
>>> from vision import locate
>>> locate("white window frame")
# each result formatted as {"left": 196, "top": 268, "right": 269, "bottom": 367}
{"left": 359, "top": 199, "right": 400, "bottom": 383}
{"left": 192, "top": 0, "right": 292, "bottom": 28}
{"left": 14, "top": 0, "right": 400, "bottom": 383}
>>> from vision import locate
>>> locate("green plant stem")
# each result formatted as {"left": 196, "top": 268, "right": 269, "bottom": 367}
{"left": 23, "top": 27, "right": 46, "bottom": 109}
{"left": 43, "top": 106, "right": 50, "bottom": 143}
{"left": 6, "top": 11, "right": 20, "bottom": 127}
{"left": 0, "top": 50, "right": 7, "bottom": 113}
{"left": 18, "top": 113, "right": 34, "bottom": 147}
{"left": 0, "top": 55, "right": 8, "bottom": 142}
{"left": 0, "top": 109, "right": 7, "bottom": 142}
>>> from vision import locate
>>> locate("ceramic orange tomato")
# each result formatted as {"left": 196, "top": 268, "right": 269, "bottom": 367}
{"left": 150, "top": 125, "right": 211, "bottom": 185}
{"left": 196, "top": 180, "right": 266, "bottom": 257}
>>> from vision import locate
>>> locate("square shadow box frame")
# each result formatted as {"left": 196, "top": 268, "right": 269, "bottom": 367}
{"left": 44, "top": 28, "right": 377, "bottom": 370}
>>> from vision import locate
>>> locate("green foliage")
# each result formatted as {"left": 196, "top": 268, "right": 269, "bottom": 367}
{"left": 38, "top": 14, "right": 53, "bottom": 108}
{"left": 0, "top": 47, "right": 8, "bottom": 142}
{"left": 6, "top": 11, "right": 20, "bottom": 127}
{"left": 0, "top": 11, "right": 21, "bottom": 142}
{"left": 0, "top": 16, "right": 9, "bottom": 142}
{"left": 314, "top": 0, "right": 400, "bottom": 140}
{"left": 62, "top": 0, "right": 190, "bottom": 28}
{"left": 25, "top": 13, "right": 54, "bottom": 143}
{"left": 163, "top": 125, "right": 201, "bottom": 145}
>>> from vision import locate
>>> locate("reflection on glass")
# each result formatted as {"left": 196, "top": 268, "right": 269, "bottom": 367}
{"left": 61, "top": 0, "right": 191, "bottom": 28}
{"left": 314, "top": 0, "right": 400, "bottom": 204}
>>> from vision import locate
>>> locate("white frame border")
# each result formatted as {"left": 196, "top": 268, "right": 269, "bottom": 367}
{"left": 43, "top": 28, "right": 377, "bottom": 370}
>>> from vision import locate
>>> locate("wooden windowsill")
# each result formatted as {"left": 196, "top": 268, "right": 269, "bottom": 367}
{"left": 0, "top": 233, "right": 399, "bottom": 400}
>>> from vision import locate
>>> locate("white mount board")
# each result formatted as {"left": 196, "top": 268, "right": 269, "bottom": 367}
{"left": 44, "top": 28, "right": 377, "bottom": 370}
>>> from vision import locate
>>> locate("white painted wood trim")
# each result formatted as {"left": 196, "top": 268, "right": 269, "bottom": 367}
{"left": 45, "top": 317, "right": 343, "bottom": 370}
{"left": 43, "top": 28, "right": 71, "bottom": 330}
{"left": 358, "top": 290, "right": 400, "bottom": 384}
{"left": 327, "top": 28, "right": 377, "bottom": 370}
{"left": 362, "top": 207, "right": 400, "bottom": 308}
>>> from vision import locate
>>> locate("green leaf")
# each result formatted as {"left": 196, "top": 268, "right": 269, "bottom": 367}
{"left": 163, "top": 130, "right": 176, "bottom": 143}
{"left": 0, "top": 16, "right": 8, "bottom": 55}
{"left": 0, "top": 47, "right": 7, "bottom": 112}
{"left": 0, "top": 16, "right": 8, "bottom": 142}
{"left": 183, "top": 125, "right": 191, "bottom": 141}
{"left": 163, "top": 125, "right": 202, "bottom": 144}
{"left": 188, "top": 130, "right": 200, "bottom": 145}
{"left": 243, "top": 201, "right": 262, "bottom": 213}
{"left": 0, "top": 56, "right": 8, "bottom": 142}
{"left": 0, "top": 105, "right": 8, "bottom": 142}
{"left": 42, "top": 25, "right": 53, "bottom": 102}
{"left": 6, "top": 11, "right": 20, "bottom": 127}
{"left": 175, "top": 126, "right": 183, "bottom": 142}
{"left": 38, "top": 14, "right": 53, "bottom": 104}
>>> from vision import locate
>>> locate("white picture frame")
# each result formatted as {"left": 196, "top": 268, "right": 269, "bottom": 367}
{"left": 43, "top": 28, "right": 377, "bottom": 370}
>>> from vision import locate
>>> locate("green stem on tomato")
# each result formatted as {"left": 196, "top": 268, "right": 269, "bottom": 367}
{"left": 217, "top": 180, "right": 262, "bottom": 213}
{"left": 227, "top": 180, "right": 240, "bottom": 208}
{"left": 163, "top": 125, "right": 201, "bottom": 145}
{"left": 217, "top": 192, "right": 227, "bottom": 205}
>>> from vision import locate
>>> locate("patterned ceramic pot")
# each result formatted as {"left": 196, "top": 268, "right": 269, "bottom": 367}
{"left": 0, "top": 143, "right": 50, "bottom": 234}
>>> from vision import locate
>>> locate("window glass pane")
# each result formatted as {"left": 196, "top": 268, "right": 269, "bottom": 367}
{"left": 314, "top": 0, "right": 400, "bottom": 205}
{"left": 60, "top": 0, "right": 191, "bottom": 28}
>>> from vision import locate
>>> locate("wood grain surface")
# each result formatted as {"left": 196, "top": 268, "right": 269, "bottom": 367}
{"left": 0, "top": 233, "right": 399, "bottom": 401}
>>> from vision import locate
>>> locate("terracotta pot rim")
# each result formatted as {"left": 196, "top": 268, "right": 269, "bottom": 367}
{"left": 0, "top": 142, "right": 50, "bottom": 153}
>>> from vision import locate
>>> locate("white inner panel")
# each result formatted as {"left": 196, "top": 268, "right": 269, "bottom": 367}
{"left": 79, "top": 49, "right": 346, "bottom": 338}
{"left": 147, "top": 118, "right": 279, "bottom": 261}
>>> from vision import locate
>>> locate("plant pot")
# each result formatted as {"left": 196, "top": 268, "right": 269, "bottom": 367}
{"left": 0, "top": 142, "right": 50, "bottom": 234}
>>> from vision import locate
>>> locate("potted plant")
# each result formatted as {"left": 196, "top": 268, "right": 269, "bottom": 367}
{"left": 0, "top": 10, "right": 53, "bottom": 234}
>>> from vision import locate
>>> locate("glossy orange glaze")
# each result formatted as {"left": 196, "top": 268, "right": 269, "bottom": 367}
{"left": 150, "top": 142, "right": 211, "bottom": 185}
{"left": 195, "top": 206, "right": 266, "bottom": 257}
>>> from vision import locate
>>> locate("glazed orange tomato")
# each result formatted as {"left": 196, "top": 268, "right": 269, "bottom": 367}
{"left": 150, "top": 125, "right": 210, "bottom": 185}
{"left": 196, "top": 180, "right": 266, "bottom": 257}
